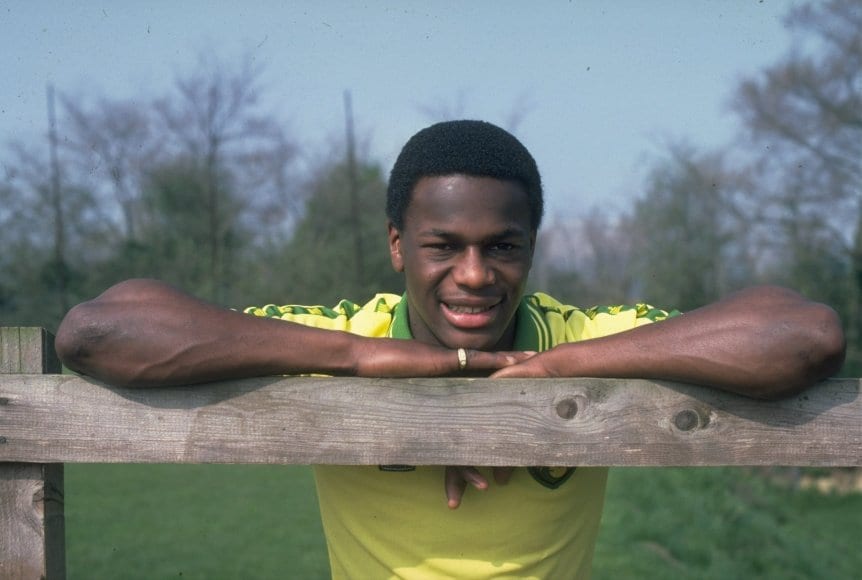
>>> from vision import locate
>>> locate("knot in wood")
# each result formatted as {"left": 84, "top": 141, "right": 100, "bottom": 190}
{"left": 556, "top": 398, "right": 579, "bottom": 420}
{"left": 673, "top": 409, "right": 701, "bottom": 432}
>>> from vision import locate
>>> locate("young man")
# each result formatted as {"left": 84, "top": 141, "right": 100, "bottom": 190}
{"left": 56, "top": 120, "right": 845, "bottom": 578}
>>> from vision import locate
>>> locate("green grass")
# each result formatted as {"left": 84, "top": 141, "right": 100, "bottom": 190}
{"left": 65, "top": 465, "right": 862, "bottom": 579}
{"left": 65, "top": 464, "right": 329, "bottom": 579}
{"left": 595, "top": 467, "right": 862, "bottom": 579}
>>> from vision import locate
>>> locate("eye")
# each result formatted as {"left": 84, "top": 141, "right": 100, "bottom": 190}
{"left": 426, "top": 242, "right": 455, "bottom": 251}
{"left": 422, "top": 242, "right": 459, "bottom": 258}
{"left": 490, "top": 242, "right": 517, "bottom": 252}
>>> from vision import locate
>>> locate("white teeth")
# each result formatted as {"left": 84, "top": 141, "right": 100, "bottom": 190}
{"left": 446, "top": 304, "right": 493, "bottom": 314}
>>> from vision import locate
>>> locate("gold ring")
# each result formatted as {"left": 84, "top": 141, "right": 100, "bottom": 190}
{"left": 457, "top": 348, "right": 468, "bottom": 370}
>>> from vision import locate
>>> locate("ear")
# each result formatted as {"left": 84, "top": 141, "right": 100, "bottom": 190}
{"left": 387, "top": 221, "right": 404, "bottom": 272}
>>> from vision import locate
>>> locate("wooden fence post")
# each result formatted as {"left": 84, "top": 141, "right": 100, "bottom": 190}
{"left": 1, "top": 328, "right": 65, "bottom": 579}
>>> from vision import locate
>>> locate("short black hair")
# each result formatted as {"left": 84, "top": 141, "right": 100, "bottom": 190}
{"left": 386, "top": 120, "right": 543, "bottom": 231}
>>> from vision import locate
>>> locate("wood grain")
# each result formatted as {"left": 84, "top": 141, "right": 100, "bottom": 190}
{"left": 0, "top": 464, "right": 64, "bottom": 580}
{"left": 1, "top": 374, "right": 859, "bottom": 466}
{"left": 1, "top": 328, "right": 65, "bottom": 580}
{"left": 0, "top": 327, "right": 61, "bottom": 374}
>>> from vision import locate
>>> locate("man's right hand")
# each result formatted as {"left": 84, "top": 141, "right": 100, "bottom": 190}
{"left": 56, "top": 279, "right": 536, "bottom": 387}
{"left": 352, "top": 340, "right": 535, "bottom": 378}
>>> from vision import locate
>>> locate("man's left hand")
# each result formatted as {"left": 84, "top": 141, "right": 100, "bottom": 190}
{"left": 445, "top": 466, "right": 515, "bottom": 509}
{"left": 489, "top": 349, "right": 560, "bottom": 378}
{"left": 443, "top": 350, "right": 560, "bottom": 509}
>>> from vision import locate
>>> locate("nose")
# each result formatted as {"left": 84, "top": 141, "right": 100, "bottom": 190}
{"left": 453, "top": 247, "right": 495, "bottom": 288}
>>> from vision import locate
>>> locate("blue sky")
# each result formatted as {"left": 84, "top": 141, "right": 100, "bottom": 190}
{"left": 1, "top": 1, "right": 801, "bottom": 216}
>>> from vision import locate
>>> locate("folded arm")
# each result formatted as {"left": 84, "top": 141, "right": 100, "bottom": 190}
{"left": 55, "top": 279, "right": 529, "bottom": 387}
{"left": 443, "top": 286, "right": 846, "bottom": 510}
{"left": 493, "top": 285, "right": 846, "bottom": 399}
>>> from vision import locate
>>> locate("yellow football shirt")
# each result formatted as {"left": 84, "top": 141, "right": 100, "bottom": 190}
{"left": 245, "top": 292, "right": 676, "bottom": 579}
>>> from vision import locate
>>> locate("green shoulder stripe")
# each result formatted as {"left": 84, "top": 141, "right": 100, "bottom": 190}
{"left": 576, "top": 303, "right": 680, "bottom": 322}
{"left": 635, "top": 304, "right": 682, "bottom": 321}
{"left": 244, "top": 295, "right": 401, "bottom": 321}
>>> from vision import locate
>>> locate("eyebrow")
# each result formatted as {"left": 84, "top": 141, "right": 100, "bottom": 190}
{"left": 418, "top": 227, "right": 529, "bottom": 240}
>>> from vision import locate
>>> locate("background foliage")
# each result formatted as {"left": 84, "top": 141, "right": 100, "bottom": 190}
{"left": 3, "top": 2, "right": 859, "bottom": 375}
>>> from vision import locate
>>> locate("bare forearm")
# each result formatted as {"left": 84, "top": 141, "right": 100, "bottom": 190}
{"left": 499, "top": 286, "right": 846, "bottom": 398}
{"left": 56, "top": 279, "right": 531, "bottom": 387}
{"left": 55, "top": 279, "right": 357, "bottom": 387}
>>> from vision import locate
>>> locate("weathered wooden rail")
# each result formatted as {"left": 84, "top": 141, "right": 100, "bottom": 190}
{"left": 1, "top": 327, "right": 860, "bottom": 578}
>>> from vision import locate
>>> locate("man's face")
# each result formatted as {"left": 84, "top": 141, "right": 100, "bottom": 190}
{"left": 388, "top": 174, "right": 535, "bottom": 351}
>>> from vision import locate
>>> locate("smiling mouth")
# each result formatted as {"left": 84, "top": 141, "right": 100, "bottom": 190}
{"left": 440, "top": 299, "right": 504, "bottom": 329}
{"left": 444, "top": 302, "right": 499, "bottom": 314}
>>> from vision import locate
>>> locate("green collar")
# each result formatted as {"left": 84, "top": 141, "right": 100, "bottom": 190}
{"left": 390, "top": 294, "right": 546, "bottom": 352}
{"left": 389, "top": 294, "right": 413, "bottom": 340}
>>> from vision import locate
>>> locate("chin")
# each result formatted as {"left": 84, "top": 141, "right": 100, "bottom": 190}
{"left": 440, "top": 331, "right": 505, "bottom": 352}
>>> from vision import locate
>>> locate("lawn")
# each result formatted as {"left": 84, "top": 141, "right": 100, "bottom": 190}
{"left": 65, "top": 465, "right": 862, "bottom": 579}
{"left": 65, "top": 464, "right": 329, "bottom": 579}
{"left": 595, "top": 467, "right": 862, "bottom": 579}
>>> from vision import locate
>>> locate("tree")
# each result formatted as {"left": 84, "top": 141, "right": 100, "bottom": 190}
{"left": 731, "top": 0, "right": 862, "bottom": 371}
{"left": 12, "top": 54, "right": 304, "bottom": 311}
{"left": 153, "top": 54, "right": 301, "bottom": 303}
{"left": 74, "top": 158, "right": 250, "bottom": 304}
{"left": 61, "top": 94, "right": 157, "bottom": 242}
{"left": 266, "top": 158, "right": 403, "bottom": 307}
{"left": 0, "top": 139, "right": 106, "bottom": 328}
{"left": 629, "top": 144, "right": 756, "bottom": 311}
{"left": 530, "top": 210, "right": 637, "bottom": 307}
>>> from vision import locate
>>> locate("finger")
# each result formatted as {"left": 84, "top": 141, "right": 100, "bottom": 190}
{"left": 445, "top": 466, "right": 468, "bottom": 509}
{"left": 460, "top": 466, "right": 489, "bottom": 490}
{"left": 489, "top": 365, "right": 520, "bottom": 378}
{"left": 445, "top": 466, "right": 488, "bottom": 509}
{"left": 503, "top": 351, "right": 538, "bottom": 365}
{"left": 465, "top": 350, "right": 537, "bottom": 371}
{"left": 490, "top": 359, "right": 548, "bottom": 378}
{"left": 493, "top": 466, "right": 515, "bottom": 485}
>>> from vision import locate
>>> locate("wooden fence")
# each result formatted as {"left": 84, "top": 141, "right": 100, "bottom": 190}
{"left": 1, "top": 327, "right": 860, "bottom": 579}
